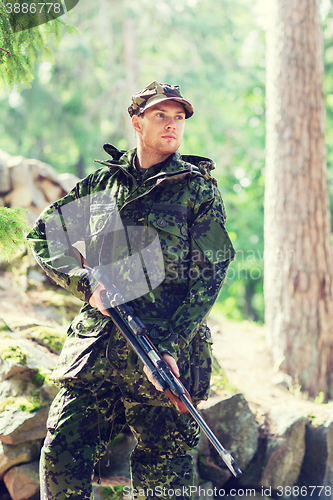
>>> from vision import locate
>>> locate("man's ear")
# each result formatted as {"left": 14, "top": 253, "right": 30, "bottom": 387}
{"left": 132, "top": 115, "right": 142, "bottom": 134}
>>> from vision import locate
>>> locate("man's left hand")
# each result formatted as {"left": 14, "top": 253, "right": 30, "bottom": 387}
{"left": 143, "top": 353, "right": 180, "bottom": 391}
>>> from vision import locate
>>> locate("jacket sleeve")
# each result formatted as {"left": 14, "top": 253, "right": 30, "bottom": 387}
{"left": 158, "top": 182, "right": 235, "bottom": 361}
{"left": 26, "top": 178, "right": 99, "bottom": 304}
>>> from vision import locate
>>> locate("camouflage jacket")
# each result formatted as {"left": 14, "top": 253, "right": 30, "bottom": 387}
{"left": 26, "top": 145, "right": 235, "bottom": 369}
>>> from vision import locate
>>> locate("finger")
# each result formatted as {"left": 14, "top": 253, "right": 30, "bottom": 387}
{"left": 89, "top": 286, "right": 110, "bottom": 317}
{"left": 143, "top": 365, "right": 163, "bottom": 391}
{"left": 163, "top": 353, "right": 180, "bottom": 378}
{"left": 96, "top": 290, "right": 111, "bottom": 317}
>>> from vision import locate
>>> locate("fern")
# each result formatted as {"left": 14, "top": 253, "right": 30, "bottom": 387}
{"left": 0, "top": 1, "right": 78, "bottom": 90}
{"left": 0, "top": 207, "right": 30, "bottom": 260}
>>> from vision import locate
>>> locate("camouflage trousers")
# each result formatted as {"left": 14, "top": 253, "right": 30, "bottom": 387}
{"left": 40, "top": 381, "right": 200, "bottom": 500}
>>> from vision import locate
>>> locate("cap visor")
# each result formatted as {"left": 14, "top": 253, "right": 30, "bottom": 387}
{"left": 142, "top": 96, "right": 194, "bottom": 118}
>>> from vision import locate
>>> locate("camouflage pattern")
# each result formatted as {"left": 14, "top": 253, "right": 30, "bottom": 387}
{"left": 127, "top": 81, "right": 194, "bottom": 119}
{"left": 41, "top": 383, "right": 199, "bottom": 499}
{"left": 26, "top": 144, "right": 235, "bottom": 499}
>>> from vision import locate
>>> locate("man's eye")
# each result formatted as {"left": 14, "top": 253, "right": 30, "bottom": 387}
{"left": 157, "top": 113, "right": 165, "bottom": 118}
{"left": 176, "top": 115, "right": 185, "bottom": 120}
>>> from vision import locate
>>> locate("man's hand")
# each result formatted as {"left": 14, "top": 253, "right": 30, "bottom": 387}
{"left": 90, "top": 287, "right": 179, "bottom": 392}
{"left": 89, "top": 285, "right": 110, "bottom": 317}
{"left": 144, "top": 353, "right": 180, "bottom": 391}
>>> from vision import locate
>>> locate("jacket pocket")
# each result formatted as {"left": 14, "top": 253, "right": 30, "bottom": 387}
{"left": 51, "top": 310, "right": 113, "bottom": 392}
{"left": 89, "top": 201, "right": 122, "bottom": 237}
{"left": 177, "top": 324, "right": 213, "bottom": 405}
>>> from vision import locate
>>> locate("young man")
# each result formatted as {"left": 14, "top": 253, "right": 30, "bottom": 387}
{"left": 27, "top": 81, "right": 235, "bottom": 499}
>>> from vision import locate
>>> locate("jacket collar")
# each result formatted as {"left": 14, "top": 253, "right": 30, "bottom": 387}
{"left": 97, "top": 143, "right": 215, "bottom": 175}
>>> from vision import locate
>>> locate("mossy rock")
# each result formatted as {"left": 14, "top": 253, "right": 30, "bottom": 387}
{"left": 0, "top": 395, "right": 42, "bottom": 414}
{"left": 0, "top": 341, "right": 29, "bottom": 366}
{"left": 93, "top": 485, "right": 129, "bottom": 500}
{"left": 31, "top": 289, "right": 81, "bottom": 317}
{"left": 24, "top": 325, "right": 67, "bottom": 354}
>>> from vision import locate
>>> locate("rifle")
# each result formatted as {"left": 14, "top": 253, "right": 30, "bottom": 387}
{"left": 91, "top": 264, "right": 242, "bottom": 479}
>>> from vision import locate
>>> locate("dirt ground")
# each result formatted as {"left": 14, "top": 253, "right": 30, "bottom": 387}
{"left": 206, "top": 312, "right": 333, "bottom": 424}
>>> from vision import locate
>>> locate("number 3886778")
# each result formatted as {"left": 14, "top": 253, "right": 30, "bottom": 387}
{"left": 5, "top": 3, "right": 61, "bottom": 14}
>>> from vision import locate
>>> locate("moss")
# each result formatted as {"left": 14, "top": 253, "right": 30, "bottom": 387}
{"left": 97, "top": 486, "right": 126, "bottom": 500}
{"left": 0, "top": 341, "right": 29, "bottom": 366}
{"left": 210, "top": 355, "right": 237, "bottom": 394}
{"left": 25, "top": 325, "right": 67, "bottom": 353}
{"left": 0, "top": 395, "right": 42, "bottom": 413}
{"left": 32, "top": 367, "right": 54, "bottom": 387}
{"left": 0, "top": 320, "right": 10, "bottom": 332}
{"left": 32, "top": 289, "right": 81, "bottom": 316}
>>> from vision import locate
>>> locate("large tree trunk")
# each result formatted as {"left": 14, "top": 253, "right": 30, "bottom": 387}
{"left": 264, "top": 0, "right": 333, "bottom": 399}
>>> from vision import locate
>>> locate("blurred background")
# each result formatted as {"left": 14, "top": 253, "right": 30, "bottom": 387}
{"left": 1, "top": 0, "right": 333, "bottom": 324}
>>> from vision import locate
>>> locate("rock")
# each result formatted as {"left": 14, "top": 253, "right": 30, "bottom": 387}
{"left": 197, "top": 394, "right": 259, "bottom": 486}
{"left": 0, "top": 441, "right": 41, "bottom": 480}
{"left": 237, "top": 421, "right": 267, "bottom": 488}
{"left": 99, "top": 433, "right": 136, "bottom": 478}
{"left": 323, "top": 419, "right": 333, "bottom": 497}
{"left": 0, "top": 150, "right": 79, "bottom": 225}
{"left": 40, "top": 384, "right": 59, "bottom": 400}
{"left": 58, "top": 173, "right": 80, "bottom": 193}
{"left": 0, "top": 407, "right": 49, "bottom": 445}
{"left": 271, "top": 371, "right": 293, "bottom": 390}
{"left": 260, "top": 407, "right": 307, "bottom": 489}
{"left": 0, "top": 359, "right": 30, "bottom": 382}
{"left": 36, "top": 160, "right": 64, "bottom": 184}
{"left": 0, "top": 331, "right": 57, "bottom": 381}
{"left": 0, "top": 377, "right": 27, "bottom": 400}
{"left": 27, "top": 269, "right": 46, "bottom": 283}
{"left": 0, "top": 164, "right": 10, "bottom": 195}
{"left": 8, "top": 162, "right": 31, "bottom": 190}
{"left": 38, "top": 178, "right": 62, "bottom": 203}
{"left": 4, "top": 461, "right": 40, "bottom": 500}
{"left": 297, "top": 420, "right": 328, "bottom": 492}
{"left": 4, "top": 186, "right": 33, "bottom": 208}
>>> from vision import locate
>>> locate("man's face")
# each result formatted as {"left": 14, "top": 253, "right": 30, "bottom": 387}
{"left": 134, "top": 100, "right": 186, "bottom": 156}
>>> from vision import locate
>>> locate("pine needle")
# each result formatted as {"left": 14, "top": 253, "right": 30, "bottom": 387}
{"left": 0, "top": 207, "right": 30, "bottom": 261}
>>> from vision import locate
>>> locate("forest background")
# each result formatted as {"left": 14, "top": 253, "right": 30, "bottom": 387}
{"left": 1, "top": 0, "right": 333, "bottom": 324}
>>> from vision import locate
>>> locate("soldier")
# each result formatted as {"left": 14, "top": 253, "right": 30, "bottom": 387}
{"left": 26, "top": 81, "right": 235, "bottom": 499}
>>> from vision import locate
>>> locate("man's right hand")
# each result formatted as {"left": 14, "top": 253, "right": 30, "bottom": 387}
{"left": 89, "top": 285, "right": 110, "bottom": 317}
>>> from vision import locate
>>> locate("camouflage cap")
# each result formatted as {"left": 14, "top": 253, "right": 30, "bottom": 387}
{"left": 128, "top": 81, "right": 194, "bottom": 119}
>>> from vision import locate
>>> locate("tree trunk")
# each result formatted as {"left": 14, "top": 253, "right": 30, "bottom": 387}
{"left": 264, "top": 0, "right": 333, "bottom": 399}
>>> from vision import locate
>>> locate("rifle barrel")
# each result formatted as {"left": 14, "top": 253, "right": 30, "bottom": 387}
{"left": 179, "top": 395, "right": 242, "bottom": 478}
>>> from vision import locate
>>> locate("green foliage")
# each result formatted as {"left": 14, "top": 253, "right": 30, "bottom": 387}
{"left": 0, "top": 0, "right": 266, "bottom": 321}
{"left": 210, "top": 355, "right": 237, "bottom": 394}
{"left": 0, "top": 395, "right": 40, "bottom": 413}
{"left": 314, "top": 391, "right": 325, "bottom": 405}
{"left": 0, "top": 340, "right": 29, "bottom": 365}
{"left": 0, "top": 1, "right": 77, "bottom": 90}
{"left": 25, "top": 325, "right": 67, "bottom": 353}
{"left": 0, "top": 207, "right": 30, "bottom": 261}
{"left": 32, "top": 367, "right": 54, "bottom": 386}
{"left": 97, "top": 486, "right": 126, "bottom": 500}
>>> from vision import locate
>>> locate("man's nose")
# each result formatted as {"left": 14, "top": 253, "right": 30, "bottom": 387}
{"left": 166, "top": 118, "right": 177, "bottom": 129}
